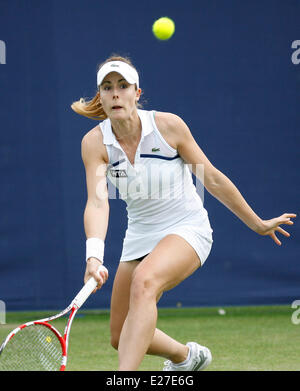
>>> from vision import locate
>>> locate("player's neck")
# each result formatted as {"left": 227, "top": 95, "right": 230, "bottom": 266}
{"left": 111, "top": 110, "right": 141, "bottom": 144}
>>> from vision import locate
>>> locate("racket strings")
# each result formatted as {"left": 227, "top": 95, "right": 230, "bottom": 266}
{"left": 0, "top": 324, "right": 62, "bottom": 371}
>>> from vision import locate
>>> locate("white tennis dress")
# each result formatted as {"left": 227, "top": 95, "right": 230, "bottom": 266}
{"left": 99, "top": 109, "right": 213, "bottom": 265}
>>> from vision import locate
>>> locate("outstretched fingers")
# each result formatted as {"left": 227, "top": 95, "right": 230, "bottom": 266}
{"left": 271, "top": 226, "right": 290, "bottom": 246}
{"left": 270, "top": 213, "right": 296, "bottom": 245}
{"left": 276, "top": 226, "right": 290, "bottom": 237}
{"left": 270, "top": 232, "right": 282, "bottom": 246}
{"left": 282, "top": 213, "right": 297, "bottom": 224}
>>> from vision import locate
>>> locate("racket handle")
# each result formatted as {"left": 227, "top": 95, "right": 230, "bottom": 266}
{"left": 71, "top": 266, "right": 103, "bottom": 309}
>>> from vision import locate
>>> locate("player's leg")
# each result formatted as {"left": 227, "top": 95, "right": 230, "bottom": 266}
{"left": 110, "top": 260, "right": 138, "bottom": 350}
{"left": 110, "top": 260, "right": 190, "bottom": 364}
{"left": 117, "top": 234, "right": 203, "bottom": 371}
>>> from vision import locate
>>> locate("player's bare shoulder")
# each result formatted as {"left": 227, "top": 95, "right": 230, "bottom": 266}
{"left": 154, "top": 111, "right": 190, "bottom": 150}
{"left": 81, "top": 124, "right": 108, "bottom": 165}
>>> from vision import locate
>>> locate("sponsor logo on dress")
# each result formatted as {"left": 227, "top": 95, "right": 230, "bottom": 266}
{"left": 110, "top": 169, "right": 128, "bottom": 178}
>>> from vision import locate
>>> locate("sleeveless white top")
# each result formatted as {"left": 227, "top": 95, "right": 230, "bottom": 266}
{"left": 99, "top": 109, "right": 213, "bottom": 260}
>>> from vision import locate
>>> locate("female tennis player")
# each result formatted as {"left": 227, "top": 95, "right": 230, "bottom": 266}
{"left": 71, "top": 55, "right": 296, "bottom": 371}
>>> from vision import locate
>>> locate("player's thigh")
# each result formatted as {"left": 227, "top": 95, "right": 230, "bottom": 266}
{"left": 132, "top": 234, "right": 201, "bottom": 298}
{"left": 110, "top": 261, "right": 139, "bottom": 342}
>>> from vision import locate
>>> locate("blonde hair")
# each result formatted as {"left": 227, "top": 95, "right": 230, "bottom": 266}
{"left": 71, "top": 55, "right": 141, "bottom": 121}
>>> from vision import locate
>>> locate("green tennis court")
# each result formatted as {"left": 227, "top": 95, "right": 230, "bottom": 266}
{"left": 1, "top": 305, "right": 298, "bottom": 371}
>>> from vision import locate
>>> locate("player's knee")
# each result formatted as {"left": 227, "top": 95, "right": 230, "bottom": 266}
{"left": 130, "top": 269, "right": 159, "bottom": 302}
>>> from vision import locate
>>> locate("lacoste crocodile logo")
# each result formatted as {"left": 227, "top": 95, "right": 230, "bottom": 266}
{"left": 152, "top": 148, "right": 160, "bottom": 152}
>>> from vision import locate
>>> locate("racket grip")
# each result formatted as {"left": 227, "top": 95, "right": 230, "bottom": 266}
{"left": 71, "top": 267, "right": 103, "bottom": 309}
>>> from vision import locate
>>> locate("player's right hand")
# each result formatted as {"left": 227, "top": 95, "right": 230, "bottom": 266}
{"left": 84, "top": 257, "right": 109, "bottom": 292}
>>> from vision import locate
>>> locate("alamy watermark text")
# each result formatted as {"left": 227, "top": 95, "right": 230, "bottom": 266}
{"left": 0, "top": 300, "right": 6, "bottom": 324}
{"left": 0, "top": 40, "right": 6, "bottom": 64}
{"left": 291, "top": 40, "right": 300, "bottom": 65}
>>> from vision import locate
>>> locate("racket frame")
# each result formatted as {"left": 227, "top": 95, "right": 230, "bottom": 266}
{"left": 0, "top": 267, "right": 102, "bottom": 371}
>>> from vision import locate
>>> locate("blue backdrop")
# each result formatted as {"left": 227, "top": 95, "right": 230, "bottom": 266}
{"left": 0, "top": 0, "right": 299, "bottom": 311}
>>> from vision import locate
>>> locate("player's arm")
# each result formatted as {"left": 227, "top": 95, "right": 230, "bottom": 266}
{"left": 156, "top": 112, "right": 296, "bottom": 245}
{"left": 81, "top": 126, "right": 109, "bottom": 288}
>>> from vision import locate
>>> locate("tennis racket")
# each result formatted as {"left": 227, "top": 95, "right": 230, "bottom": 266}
{"left": 0, "top": 266, "right": 106, "bottom": 371}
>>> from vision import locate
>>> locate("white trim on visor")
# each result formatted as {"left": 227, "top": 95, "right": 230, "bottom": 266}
{"left": 97, "top": 61, "right": 139, "bottom": 89}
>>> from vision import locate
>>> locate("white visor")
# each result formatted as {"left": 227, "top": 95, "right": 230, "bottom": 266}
{"left": 97, "top": 61, "right": 139, "bottom": 89}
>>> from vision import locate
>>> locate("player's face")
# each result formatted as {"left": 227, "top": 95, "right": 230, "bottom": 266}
{"left": 99, "top": 72, "right": 141, "bottom": 120}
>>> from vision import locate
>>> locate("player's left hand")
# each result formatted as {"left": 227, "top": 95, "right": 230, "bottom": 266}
{"left": 257, "top": 213, "right": 296, "bottom": 245}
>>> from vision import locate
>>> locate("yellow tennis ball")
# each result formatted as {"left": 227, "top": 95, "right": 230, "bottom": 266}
{"left": 152, "top": 17, "right": 175, "bottom": 40}
{"left": 45, "top": 336, "right": 52, "bottom": 343}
